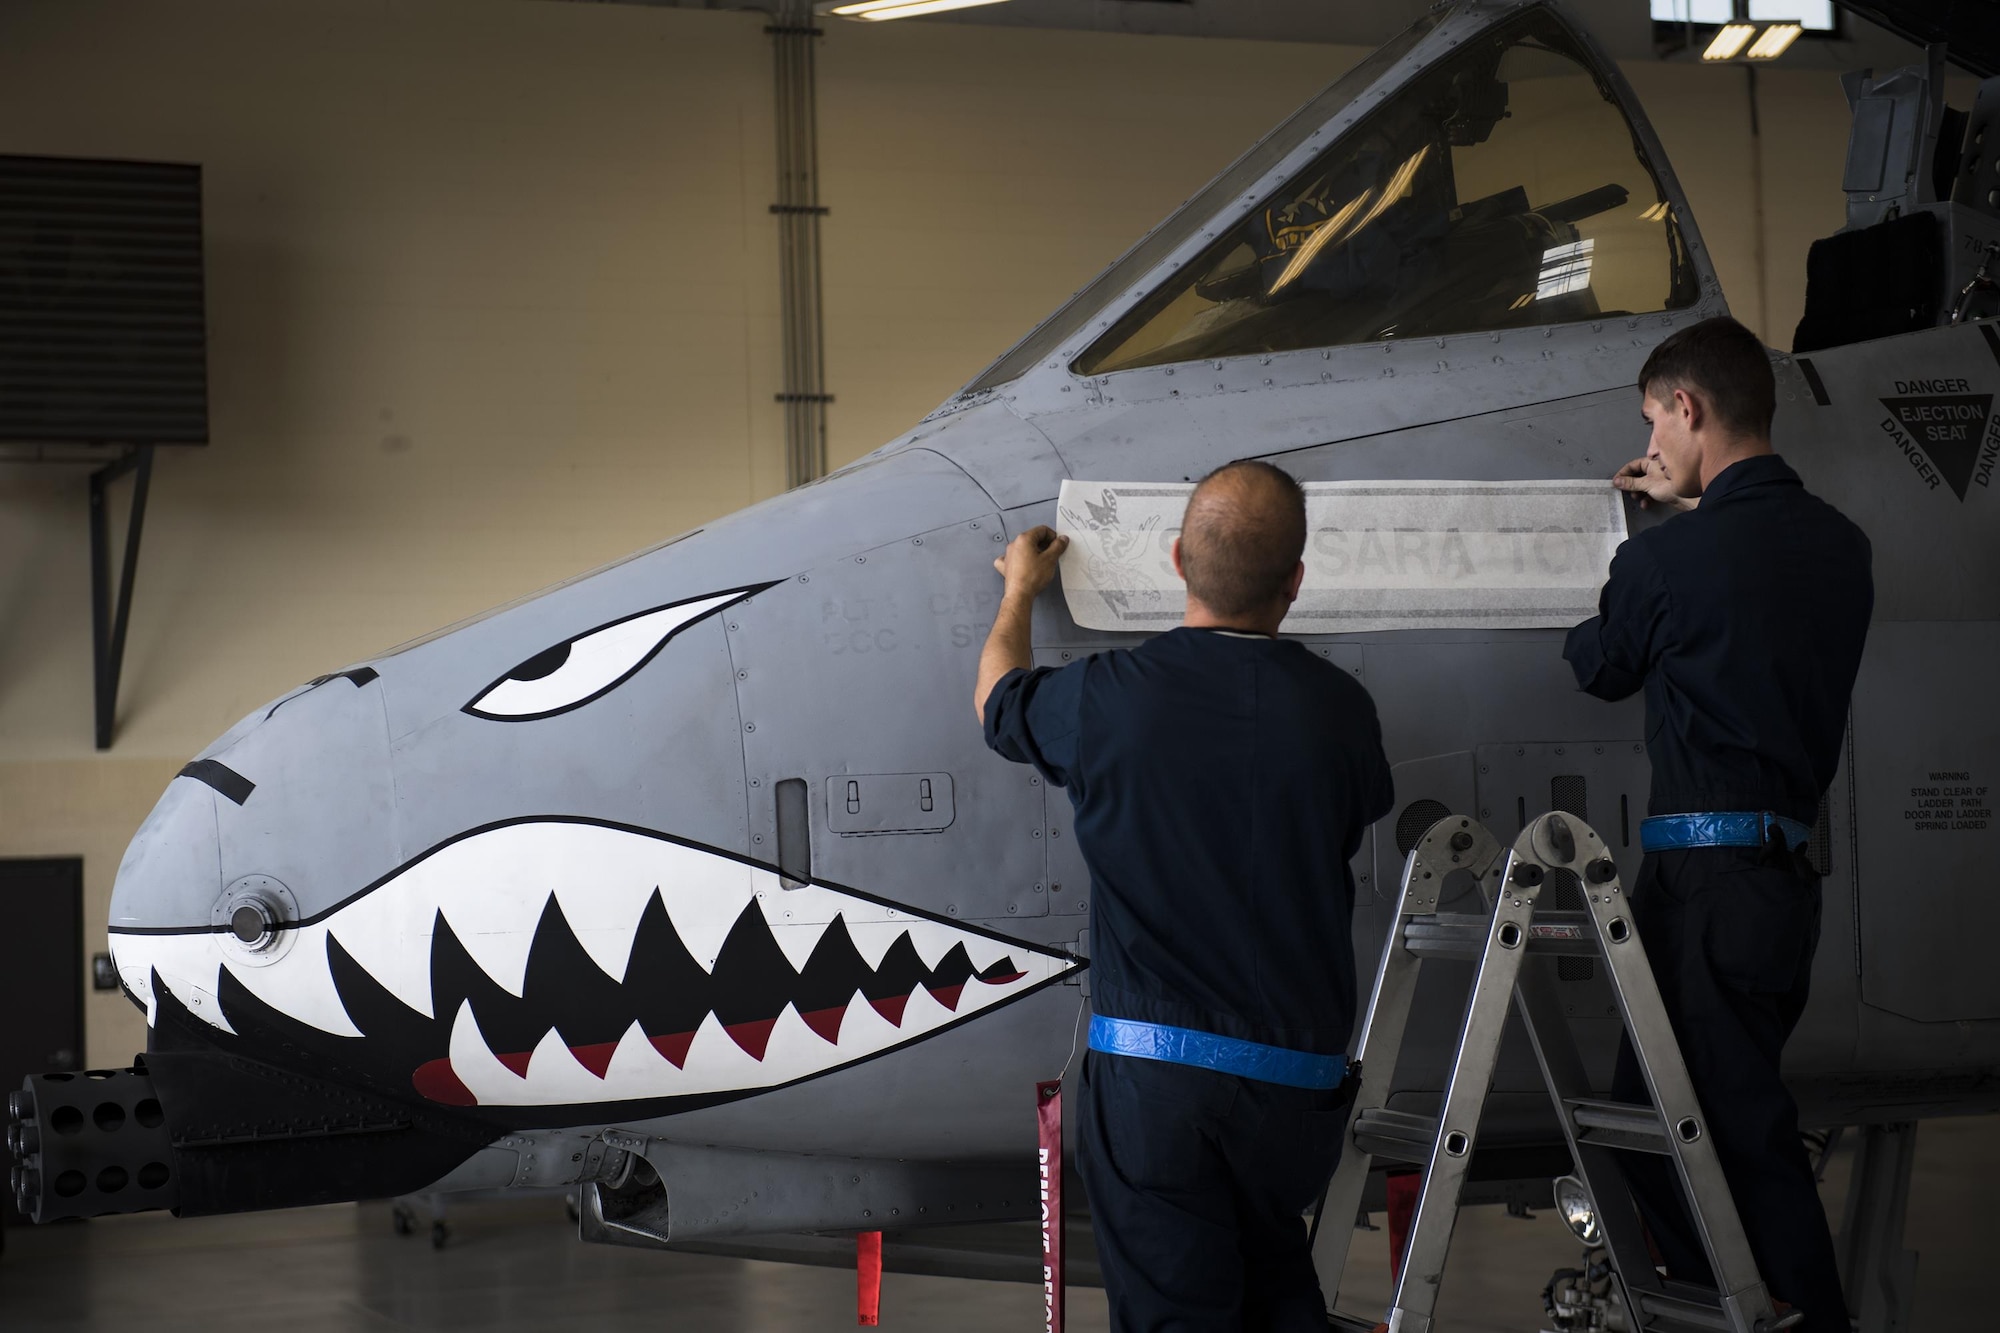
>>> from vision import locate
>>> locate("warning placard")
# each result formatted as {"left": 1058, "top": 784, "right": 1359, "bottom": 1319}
{"left": 1878, "top": 379, "right": 1993, "bottom": 499}
{"left": 1902, "top": 769, "right": 1992, "bottom": 833}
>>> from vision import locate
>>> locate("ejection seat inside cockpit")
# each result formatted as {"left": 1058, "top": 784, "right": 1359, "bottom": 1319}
{"left": 1074, "top": 7, "right": 1699, "bottom": 376}
{"left": 1794, "top": 49, "right": 2000, "bottom": 351}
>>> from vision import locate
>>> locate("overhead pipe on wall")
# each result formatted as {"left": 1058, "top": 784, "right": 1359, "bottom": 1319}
{"left": 769, "top": 0, "right": 831, "bottom": 488}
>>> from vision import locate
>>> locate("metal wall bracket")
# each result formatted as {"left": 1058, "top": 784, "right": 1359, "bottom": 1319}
{"left": 88, "top": 445, "right": 155, "bottom": 750}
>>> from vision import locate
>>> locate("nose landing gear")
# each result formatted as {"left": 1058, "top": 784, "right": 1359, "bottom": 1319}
{"left": 1544, "top": 1246, "right": 1630, "bottom": 1332}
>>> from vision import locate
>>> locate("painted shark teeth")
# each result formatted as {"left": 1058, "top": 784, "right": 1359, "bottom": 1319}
{"left": 440, "top": 986, "right": 981, "bottom": 1107}
{"left": 115, "top": 934, "right": 238, "bottom": 1035}
{"left": 112, "top": 819, "right": 1077, "bottom": 1109}
{"left": 341, "top": 820, "right": 768, "bottom": 1007}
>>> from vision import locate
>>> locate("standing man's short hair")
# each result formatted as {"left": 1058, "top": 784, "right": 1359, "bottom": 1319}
{"left": 1178, "top": 460, "right": 1307, "bottom": 619}
{"left": 1637, "top": 316, "right": 1777, "bottom": 438}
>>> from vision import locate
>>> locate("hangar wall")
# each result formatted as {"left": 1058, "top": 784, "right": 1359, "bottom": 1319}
{"left": 0, "top": 0, "right": 1882, "bottom": 1066}
{"left": 0, "top": 0, "right": 791, "bottom": 1065}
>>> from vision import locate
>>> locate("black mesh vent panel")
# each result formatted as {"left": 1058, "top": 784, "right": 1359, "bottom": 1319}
{"left": 1394, "top": 799, "right": 1453, "bottom": 856}
{"left": 0, "top": 155, "right": 207, "bottom": 444}
{"left": 1557, "top": 956, "right": 1596, "bottom": 982}
{"left": 1542, "top": 867, "right": 1585, "bottom": 910}
{"left": 1551, "top": 774, "right": 1588, "bottom": 822}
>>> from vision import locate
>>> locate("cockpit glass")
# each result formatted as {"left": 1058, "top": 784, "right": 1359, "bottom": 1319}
{"left": 1074, "top": 9, "right": 1698, "bottom": 376}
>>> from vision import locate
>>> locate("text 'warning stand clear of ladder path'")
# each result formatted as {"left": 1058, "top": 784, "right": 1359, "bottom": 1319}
{"left": 1313, "top": 811, "right": 1802, "bottom": 1333}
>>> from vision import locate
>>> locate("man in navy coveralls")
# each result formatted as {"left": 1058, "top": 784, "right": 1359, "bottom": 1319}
{"left": 976, "top": 461, "right": 1395, "bottom": 1332}
{"left": 1566, "top": 316, "right": 1871, "bottom": 1332}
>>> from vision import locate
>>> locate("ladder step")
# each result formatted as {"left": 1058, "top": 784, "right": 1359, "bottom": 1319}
{"left": 1402, "top": 911, "right": 1600, "bottom": 959}
{"left": 1349, "top": 1108, "right": 1440, "bottom": 1165}
{"left": 1351, "top": 1100, "right": 1671, "bottom": 1161}
{"left": 1565, "top": 1098, "right": 1670, "bottom": 1153}
{"left": 1632, "top": 1283, "right": 1735, "bottom": 1331}
{"left": 1401, "top": 913, "right": 1488, "bottom": 959}
{"left": 1326, "top": 1313, "right": 1383, "bottom": 1333}
{"left": 1517, "top": 912, "right": 1602, "bottom": 954}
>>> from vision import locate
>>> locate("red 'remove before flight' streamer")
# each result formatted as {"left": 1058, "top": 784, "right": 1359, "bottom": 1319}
{"left": 857, "top": 1229, "right": 882, "bottom": 1326}
{"left": 1038, "top": 1080, "right": 1065, "bottom": 1333}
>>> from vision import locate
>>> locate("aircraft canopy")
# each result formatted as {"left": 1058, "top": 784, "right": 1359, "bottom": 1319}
{"left": 1074, "top": 8, "right": 1701, "bottom": 375}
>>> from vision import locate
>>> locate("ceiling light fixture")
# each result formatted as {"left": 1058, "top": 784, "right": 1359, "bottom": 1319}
{"left": 1699, "top": 19, "right": 1802, "bottom": 61}
{"left": 1701, "top": 22, "right": 1757, "bottom": 59}
{"left": 1745, "top": 22, "right": 1803, "bottom": 59}
{"left": 823, "top": 0, "right": 1014, "bottom": 20}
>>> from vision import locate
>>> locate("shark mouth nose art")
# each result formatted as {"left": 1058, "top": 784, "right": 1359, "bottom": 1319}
{"left": 110, "top": 819, "right": 1077, "bottom": 1112}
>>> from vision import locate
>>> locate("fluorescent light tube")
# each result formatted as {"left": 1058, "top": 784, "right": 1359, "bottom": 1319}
{"left": 827, "top": 0, "right": 1013, "bottom": 19}
{"left": 1702, "top": 23, "right": 1756, "bottom": 59}
{"left": 1746, "top": 23, "right": 1803, "bottom": 59}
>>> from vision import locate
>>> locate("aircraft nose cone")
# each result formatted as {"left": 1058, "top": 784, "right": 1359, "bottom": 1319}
{"left": 110, "top": 675, "right": 400, "bottom": 1031}
{"left": 112, "top": 672, "right": 398, "bottom": 936}
{"left": 110, "top": 768, "right": 224, "bottom": 932}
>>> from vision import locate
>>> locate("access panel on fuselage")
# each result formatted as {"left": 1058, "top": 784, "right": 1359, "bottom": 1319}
{"left": 729, "top": 514, "right": 1049, "bottom": 925}
{"left": 1771, "top": 324, "right": 2000, "bottom": 1023}
{"left": 1850, "top": 621, "right": 2000, "bottom": 1022}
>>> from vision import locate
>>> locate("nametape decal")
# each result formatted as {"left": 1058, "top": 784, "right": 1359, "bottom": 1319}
{"left": 1055, "top": 479, "right": 1627, "bottom": 634}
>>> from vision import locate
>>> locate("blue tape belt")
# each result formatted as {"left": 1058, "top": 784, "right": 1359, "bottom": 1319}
{"left": 1088, "top": 1014, "right": 1347, "bottom": 1090}
{"left": 1640, "top": 812, "right": 1813, "bottom": 854}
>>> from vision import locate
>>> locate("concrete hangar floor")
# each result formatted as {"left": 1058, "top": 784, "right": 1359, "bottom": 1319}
{"left": 0, "top": 1115, "right": 1991, "bottom": 1332}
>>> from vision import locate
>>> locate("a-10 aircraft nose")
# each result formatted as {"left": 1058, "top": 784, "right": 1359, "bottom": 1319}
{"left": 107, "top": 667, "right": 401, "bottom": 1025}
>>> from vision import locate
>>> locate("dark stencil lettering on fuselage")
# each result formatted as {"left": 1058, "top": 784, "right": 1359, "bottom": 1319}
{"left": 1879, "top": 380, "right": 1992, "bottom": 499}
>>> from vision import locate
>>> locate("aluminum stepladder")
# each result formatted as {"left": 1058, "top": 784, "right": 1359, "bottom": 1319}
{"left": 1313, "top": 811, "right": 1797, "bottom": 1333}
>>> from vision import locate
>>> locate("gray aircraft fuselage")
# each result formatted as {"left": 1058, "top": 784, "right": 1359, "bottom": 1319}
{"left": 15, "top": 0, "right": 1999, "bottom": 1248}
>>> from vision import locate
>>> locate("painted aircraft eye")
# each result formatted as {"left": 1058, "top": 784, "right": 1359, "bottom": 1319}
{"left": 464, "top": 587, "right": 765, "bottom": 721}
